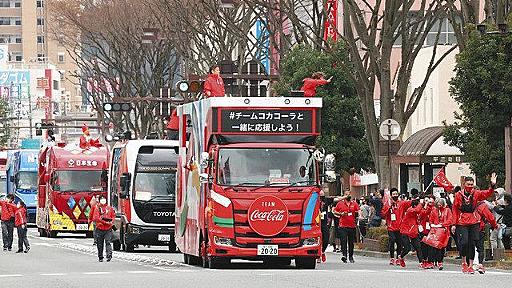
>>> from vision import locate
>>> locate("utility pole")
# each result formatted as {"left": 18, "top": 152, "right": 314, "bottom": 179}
{"left": 28, "top": 87, "right": 33, "bottom": 139}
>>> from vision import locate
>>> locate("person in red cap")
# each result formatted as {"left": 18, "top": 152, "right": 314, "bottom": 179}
{"left": 166, "top": 108, "right": 179, "bottom": 140}
{"left": 300, "top": 72, "right": 332, "bottom": 97}
{"left": 203, "top": 65, "right": 225, "bottom": 97}
{"left": 79, "top": 124, "right": 100, "bottom": 149}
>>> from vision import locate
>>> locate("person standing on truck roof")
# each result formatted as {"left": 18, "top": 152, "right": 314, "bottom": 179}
{"left": 300, "top": 72, "right": 332, "bottom": 97}
{"left": 203, "top": 65, "right": 225, "bottom": 97}
{"left": 14, "top": 200, "right": 29, "bottom": 253}
{"left": 166, "top": 108, "right": 179, "bottom": 140}
{"left": 93, "top": 195, "right": 115, "bottom": 262}
{"left": 89, "top": 195, "right": 99, "bottom": 246}
{"left": 0, "top": 194, "right": 16, "bottom": 251}
{"left": 333, "top": 190, "right": 360, "bottom": 263}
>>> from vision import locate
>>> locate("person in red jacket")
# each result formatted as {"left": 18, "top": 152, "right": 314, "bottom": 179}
{"left": 475, "top": 200, "right": 499, "bottom": 274}
{"left": 452, "top": 174, "right": 496, "bottom": 274}
{"left": 14, "top": 200, "right": 29, "bottom": 253}
{"left": 333, "top": 191, "right": 360, "bottom": 263}
{"left": 1, "top": 194, "right": 17, "bottom": 251}
{"left": 166, "top": 108, "right": 179, "bottom": 140}
{"left": 89, "top": 195, "right": 99, "bottom": 246}
{"left": 427, "top": 198, "right": 453, "bottom": 270}
{"left": 398, "top": 198, "right": 424, "bottom": 268}
{"left": 93, "top": 195, "right": 116, "bottom": 262}
{"left": 419, "top": 195, "right": 435, "bottom": 268}
{"left": 300, "top": 72, "right": 332, "bottom": 97}
{"left": 381, "top": 188, "right": 410, "bottom": 265}
{"left": 203, "top": 65, "right": 225, "bottom": 97}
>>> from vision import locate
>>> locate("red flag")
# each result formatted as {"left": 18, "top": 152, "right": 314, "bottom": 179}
{"left": 433, "top": 168, "right": 454, "bottom": 192}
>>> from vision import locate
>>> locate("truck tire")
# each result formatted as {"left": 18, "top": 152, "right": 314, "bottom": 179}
{"left": 113, "top": 240, "right": 121, "bottom": 251}
{"left": 264, "top": 258, "right": 292, "bottom": 267}
{"left": 38, "top": 228, "right": 47, "bottom": 237}
{"left": 124, "top": 242, "right": 134, "bottom": 252}
{"left": 48, "top": 231, "right": 58, "bottom": 238}
{"left": 295, "top": 257, "right": 316, "bottom": 269}
{"left": 86, "top": 232, "right": 93, "bottom": 238}
{"left": 183, "top": 254, "right": 190, "bottom": 265}
{"left": 208, "top": 257, "right": 228, "bottom": 269}
{"left": 168, "top": 242, "right": 177, "bottom": 253}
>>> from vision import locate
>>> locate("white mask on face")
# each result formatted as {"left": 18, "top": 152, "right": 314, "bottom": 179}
{"left": 17, "top": 204, "right": 20, "bottom": 208}
{"left": 100, "top": 199, "right": 107, "bottom": 205}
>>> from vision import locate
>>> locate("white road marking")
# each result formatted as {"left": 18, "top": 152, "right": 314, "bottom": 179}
{"left": 83, "top": 272, "right": 112, "bottom": 275}
{"left": 126, "top": 271, "right": 157, "bottom": 274}
{"left": 40, "top": 273, "right": 67, "bottom": 276}
{"left": 0, "top": 274, "right": 23, "bottom": 278}
{"left": 487, "top": 271, "right": 510, "bottom": 275}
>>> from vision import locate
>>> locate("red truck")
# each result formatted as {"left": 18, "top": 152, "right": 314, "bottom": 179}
{"left": 175, "top": 97, "right": 323, "bottom": 269}
{"left": 36, "top": 142, "right": 109, "bottom": 237}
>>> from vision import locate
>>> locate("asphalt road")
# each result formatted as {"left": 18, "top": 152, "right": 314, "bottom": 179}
{"left": 0, "top": 228, "right": 510, "bottom": 288}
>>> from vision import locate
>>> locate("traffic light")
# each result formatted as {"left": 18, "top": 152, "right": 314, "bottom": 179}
{"left": 176, "top": 80, "right": 204, "bottom": 93}
{"left": 102, "top": 102, "right": 132, "bottom": 112}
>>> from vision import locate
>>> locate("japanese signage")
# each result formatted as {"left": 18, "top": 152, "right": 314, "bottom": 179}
{"left": 0, "top": 71, "right": 30, "bottom": 86}
{"left": 220, "top": 109, "right": 313, "bottom": 133}
{"left": 67, "top": 159, "right": 98, "bottom": 167}
{"left": 324, "top": 0, "right": 338, "bottom": 41}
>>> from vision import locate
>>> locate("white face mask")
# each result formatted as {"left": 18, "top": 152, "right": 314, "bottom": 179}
{"left": 100, "top": 199, "right": 107, "bottom": 205}
{"left": 17, "top": 204, "right": 20, "bottom": 209}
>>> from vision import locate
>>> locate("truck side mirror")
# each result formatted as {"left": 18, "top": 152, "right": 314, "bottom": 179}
{"left": 200, "top": 152, "right": 210, "bottom": 168}
{"left": 119, "top": 173, "right": 131, "bottom": 199}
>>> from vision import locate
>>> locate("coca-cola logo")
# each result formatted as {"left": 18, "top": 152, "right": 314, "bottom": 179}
{"left": 248, "top": 195, "right": 289, "bottom": 237}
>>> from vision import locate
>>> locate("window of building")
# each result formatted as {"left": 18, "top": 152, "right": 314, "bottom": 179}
{"left": 36, "top": 0, "right": 43, "bottom": 8}
{"left": 14, "top": 18, "right": 21, "bottom": 25}
{"left": 53, "top": 80, "right": 58, "bottom": 90}
{"left": 0, "top": 1, "right": 10, "bottom": 7}
{"left": 58, "top": 52, "right": 65, "bottom": 63}
{"left": 37, "top": 53, "right": 45, "bottom": 62}
{"left": 37, "top": 18, "right": 44, "bottom": 26}
{"left": 0, "top": 17, "right": 10, "bottom": 25}
{"left": 11, "top": 53, "right": 22, "bottom": 62}
{"left": 15, "top": 35, "right": 21, "bottom": 43}
{"left": 14, "top": 1, "right": 20, "bottom": 7}
{"left": 37, "top": 35, "right": 44, "bottom": 43}
{"left": 393, "top": 12, "right": 461, "bottom": 47}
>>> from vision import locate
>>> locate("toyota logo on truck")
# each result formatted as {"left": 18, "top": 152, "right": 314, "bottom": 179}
{"left": 248, "top": 195, "right": 289, "bottom": 237}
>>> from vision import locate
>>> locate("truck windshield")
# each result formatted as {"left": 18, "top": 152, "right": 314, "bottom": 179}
{"left": 133, "top": 172, "right": 176, "bottom": 201}
{"left": 217, "top": 148, "right": 317, "bottom": 187}
{"left": 18, "top": 171, "right": 37, "bottom": 191}
{"left": 51, "top": 170, "right": 106, "bottom": 192}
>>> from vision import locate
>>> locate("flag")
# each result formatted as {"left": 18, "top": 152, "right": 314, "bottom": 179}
{"left": 433, "top": 168, "right": 454, "bottom": 192}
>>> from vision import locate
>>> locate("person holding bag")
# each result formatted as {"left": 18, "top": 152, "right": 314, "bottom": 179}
{"left": 424, "top": 198, "right": 453, "bottom": 270}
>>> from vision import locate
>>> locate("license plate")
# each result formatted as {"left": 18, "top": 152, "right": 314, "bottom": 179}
{"left": 158, "top": 234, "right": 171, "bottom": 242}
{"left": 76, "top": 224, "right": 89, "bottom": 231}
{"left": 257, "top": 245, "right": 278, "bottom": 256}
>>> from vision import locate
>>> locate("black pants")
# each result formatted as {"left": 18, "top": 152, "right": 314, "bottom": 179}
{"left": 1, "top": 219, "right": 14, "bottom": 249}
{"left": 428, "top": 246, "right": 445, "bottom": 263}
{"left": 321, "top": 223, "right": 329, "bottom": 253}
{"left": 359, "top": 221, "right": 368, "bottom": 239}
{"left": 400, "top": 235, "right": 423, "bottom": 262}
{"left": 457, "top": 224, "right": 480, "bottom": 261}
{"left": 338, "top": 227, "right": 356, "bottom": 258}
{"left": 16, "top": 226, "right": 29, "bottom": 251}
{"left": 388, "top": 231, "right": 402, "bottom": 259}
{"left": 503, "top": 235, "right": 511, "bottom": 250}
{"left": 96, "top": 229, "right": 113, "bottom": 260}
{"left": 93, "top": 223, "right": 98, "bottom": 245}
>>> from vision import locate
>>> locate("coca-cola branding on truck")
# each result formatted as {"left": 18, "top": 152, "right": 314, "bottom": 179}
{"left": 248, "top": 195, "right": 289, "bottom": 237}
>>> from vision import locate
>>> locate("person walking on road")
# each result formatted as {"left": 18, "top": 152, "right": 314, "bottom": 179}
{"left": 358, "top": 197, "right": 371, "bottom": 240}
{"left": 333, "top": 191, "right": 360, "bottom": 263}
{"left": 93, "top": 195, "right": 115, "bottom": 262}
{"left": 382, "top": 188, "right": 407, "bottom": 265}
{"left": 426, "top": 198, "right": 453, "bottom": 270}
{"left": 319, "top": 190, "right": 331, "bottom": 263}
{"left": 452, "top": 174, "right": 496, "bottom": 274}
{"left": 1, "top": 194, "right": 17, "bottom": 251}
{"left": 89, "top": 195, "right": 99, "bottom": 246}
{"left": 398, "top": 198, "right": 423, "bottom": 268}
{"left": 475, "top": 200, "right": 499, "bottom": 274}
{"left": 203, "top": 65, "right": 225, "bottom": 97}
{"left": 300, "top": 72, "right": 332, "bottom": 97}
{"left": 14, "top": 200, "right": 29, "bottom": 253}
{"left": 494, "top": 193, "right": 512, "bottom": 249}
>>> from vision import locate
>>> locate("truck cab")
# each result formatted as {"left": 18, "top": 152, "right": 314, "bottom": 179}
{"left": 175, "top": 97, "right": 323, "bottom": 269}
{"left": 109, "top": 140, "right": 179, "bottom": 252}
{"left": 7, "top": 150, "right": 39, "bottom": 223}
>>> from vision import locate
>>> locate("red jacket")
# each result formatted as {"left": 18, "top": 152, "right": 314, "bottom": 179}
{"left": 14, "top": 207, "right": 27, "bottom": 227}
{"left": 452, "top": 188, "right": 494, "bottom": 226}
{"left": 0, "top": 200, "right": 16, "bottom": 221}
{"left": 300, "top": 78, "right": 329, "bottom": 97}
{"left": 89, "top": 203, "right": 98, "bottom": 224}
{"left": 418, "top": 203, "right": 433, "bottom": 233}
{"left": 429, "top": 206, "right": 453, "bottom": 228}
{"left": 334, "top": 200, "right": 360, "bottom": 228}
{"left": 93, "top": 204, "right": 116, "bottom": 231}
{"left": 400, "top": 204, "right": 423, "bottom": 238}
{"left": 476, "top": 201, "right": 498, "bottom": 231}
{"left": 382, "top": 200, "right": 410, "bottom": 231}
{"left": 203, "top": 74, "right": 225, "bottom": 97}
{"left": 166, "top": 109, "right": 179, "bottom": 130}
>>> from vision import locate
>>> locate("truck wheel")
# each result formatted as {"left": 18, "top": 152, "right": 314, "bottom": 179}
{"left": 295, "top": 257, "right": 316, "bottom": 269}
{"left": 264, "top": 258, "right": 291, "bottom": 267}
{"left": 208, "top": 257, "right": 228, "bottom": 269}
{"left": 86, "top": 232, "right": 93, "bottom": 238}
{"left": 168, "top": 242, "right": 177, "bottom": 253}
{"left": 125, "top": 242, "right": 134, "bottom": 252}
{"left": 48, "top": 231, "right": 58, "bottom": 238}
{"left": 38, "top": 228, "right": 47, "bottom": 237}
{"left": 113, "top": 240, "right": 121, "bottom": 251}
{"left": 183, "top": 254, "right": 190, "bottom": 265}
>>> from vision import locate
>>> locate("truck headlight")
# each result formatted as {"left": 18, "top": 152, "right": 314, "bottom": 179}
{"left": 53, "top": 220, "right": 62, "bottom": 225}
{"left": 214, "top": 236, "right": 233, "bottom": 246}
{"left": 303, "top": 237, "right": 319, "bottom": 246}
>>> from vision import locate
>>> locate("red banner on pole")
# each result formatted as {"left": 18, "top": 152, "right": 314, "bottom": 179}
{"left": 324, "top": 0, "right": 338, "bottom": 41}
{"left": 433, "top": 168, "right": 454, "bottom": 192}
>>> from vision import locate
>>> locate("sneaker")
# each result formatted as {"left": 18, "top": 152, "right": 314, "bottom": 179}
{"left": 2, "top": 248, "right": 6, "bottom": 251}
{"left": 8, "top": 248, "right": 11, "bottom": 251}
{"left": 395, "top": 258, "right": 401, "bottom": 266}
{"left": 99, "top": 258, "right": 104, "bottom": 262}
{"left": 398, "top": 258, "right": 406, "bottom": 268}
{"left": 389, "top": 258, "right": 395, "bottom": 265}
{"left": 438, "top": 262, "right": 443, "bottom": 270}
{"left": 349, "top": 257, "right": 355, "bottom": 263}
{"left": 477, "top": 264, "right": 485, "bottom": 274}
{"left": 419, "top": 262, "right": 429, "bottom": 269}
{"left": 341, "top": 256, "right": 347, "bottom": 263}
{"left": 321, "top": 253, "right": 326, "bottom": 263}
{"left": 106, "top": 257, "right": 111, "bottom": 262}
{"left": 317, "top": 258, "right": 321, "bottom": 263}
{"left": 24, "top": 247, "right": 30, "bottom": 253}
{"left": 462, "top": 263, "right": 469, "bottom": 274}
{"left": 467, "top": 266, "right": 475, "bottom": 274}
{"left": 15, "top": 250, "right": 23, "bottom": 253}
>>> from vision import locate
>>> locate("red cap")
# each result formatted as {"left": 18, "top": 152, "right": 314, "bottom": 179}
{"left": 82, "top": 124, "right": 89, "bottom": 133}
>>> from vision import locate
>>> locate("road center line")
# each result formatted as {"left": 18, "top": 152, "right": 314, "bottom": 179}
{"left": 83, "top": 272, "right": 112, "bottom": 275}
{"left": 0, "top": 274, "right": 23, "bottom": 278}
{"left": 40, "top": 273, "right": 67, "bottom": 276}
{"left": 126, "top": 271, "right": 157, "bottom": 274}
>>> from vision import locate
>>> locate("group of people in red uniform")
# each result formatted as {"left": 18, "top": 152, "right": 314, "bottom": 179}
{"left": 381, "top": 173, "right": 498, "bottom": 274}
{"left": 0, "top": 194, "right": 30, "bottom": 253}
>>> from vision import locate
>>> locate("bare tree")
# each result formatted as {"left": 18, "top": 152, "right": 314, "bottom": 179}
{"left": 47, "top": 0, "right": 181, "bottom": 138}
